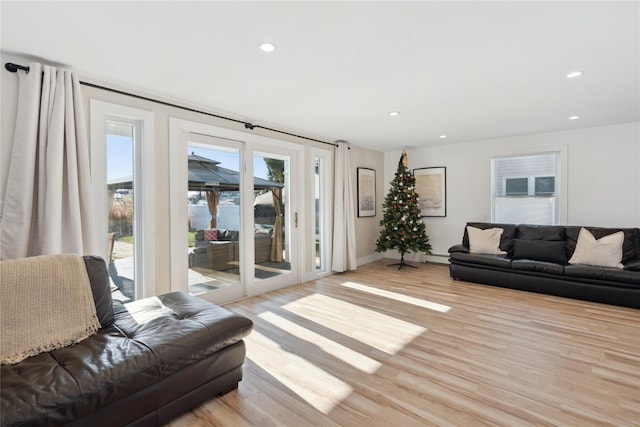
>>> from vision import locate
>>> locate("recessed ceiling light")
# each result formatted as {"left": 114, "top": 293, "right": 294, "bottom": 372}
{"left": 259, "top": 42, "right": 276, "bottom": 53}
{"left": 566, "top": 71, "right": 584, "bottom": 78}
{"left": 389, "top": 111, "right": 400, "bottom": 116}
{"left": 439, "top": 135, "right": 447, "bottom": 139}
{"left": 569, "top": 115, "right": 580, "bottom": 120}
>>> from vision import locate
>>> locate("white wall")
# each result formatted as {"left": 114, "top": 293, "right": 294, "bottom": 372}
{"left": 385, "top": 122, "right": 640, "bottom": 262}
{"left": 350, "top": 146, "right": 385, "bottom": 265}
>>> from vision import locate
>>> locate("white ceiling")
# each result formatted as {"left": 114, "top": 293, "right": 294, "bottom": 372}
{"left": 2, "top": 1, "right": 639, "bottom": 151}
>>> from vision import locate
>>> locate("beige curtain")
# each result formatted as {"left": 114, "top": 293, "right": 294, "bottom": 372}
{"left": 0, "top": 63, "right": 96, "bottom": 259}
{"left": 331, "top": 141, "right": 357, "bottom": 271}
{"left": 205, "top": 190, "right": 220, "bottom": 229}
{"left": 270, "top": 187, "right": 283, "bottom": 262}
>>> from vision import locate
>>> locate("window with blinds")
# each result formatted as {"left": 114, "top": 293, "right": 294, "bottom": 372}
{"left": 492, "top": 152, "right": 560, "bottom": 224}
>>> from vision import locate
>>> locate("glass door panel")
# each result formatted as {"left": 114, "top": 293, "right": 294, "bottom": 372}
{"left": 253, "top": 153, "right": 291, "bottom": 280}
{"left": 186, "top": 143, "right": 243, "bottom": 297}
{"left": 249, "top": 146, "right": 299, "bottom": 293}
{"left": 314, "top": 156, "right": 322, "bottom": 270}
{"left": 311, "top": 147, "right": 332, "bottom": 276}
{"left": 106, "top": 121, "right": 136, "bottom": 300}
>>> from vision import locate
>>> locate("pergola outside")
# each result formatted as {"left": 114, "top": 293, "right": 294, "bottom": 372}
{"left": 107, "top": 153, "right": 285, "bottom": 261}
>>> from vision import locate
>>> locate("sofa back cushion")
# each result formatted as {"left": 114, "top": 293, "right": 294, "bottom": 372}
{"left": 512, "top": 239, "right": 567, "bottom": 264}
{"left": 516, "top": 224, "right": 566, "bottom": 241}
{"left": 83, "top": 256, "right": 115, "bottom": 328}
{"left": 565, "top": 226, "right": 639, "bottom": 264}
{"left": 463, "top": 222, "right": 517, "bottom": 255}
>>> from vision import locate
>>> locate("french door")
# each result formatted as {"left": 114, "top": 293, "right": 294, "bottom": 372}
{"left": 169, "top": 118, "right": 301, "bottom": 304}
{"left": 248, "top": 144, "right": 300, "bottom": 295}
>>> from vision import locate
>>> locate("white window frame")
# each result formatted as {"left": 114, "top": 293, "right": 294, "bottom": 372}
{"left": 90, "top": 100, "right": 156, "bottom": 298}
{"left": 491, "top": 146, "right": 567, "bottom": 225}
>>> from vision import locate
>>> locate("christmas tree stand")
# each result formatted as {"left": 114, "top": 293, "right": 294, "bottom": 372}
{"left": 388, "top": 254, "right": 417, "bottom": 270}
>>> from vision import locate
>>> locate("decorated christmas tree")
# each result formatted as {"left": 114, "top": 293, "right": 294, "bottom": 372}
{"left": 376, "top": 150, "right": 432, "bottom": 269}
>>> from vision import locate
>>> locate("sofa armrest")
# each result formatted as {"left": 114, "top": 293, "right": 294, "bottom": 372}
{"left": 448, "top": 244, "right": 469, "bottom": 254}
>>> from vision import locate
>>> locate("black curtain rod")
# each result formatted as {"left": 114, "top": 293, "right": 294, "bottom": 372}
{"left": 5, "top": 62, "right": 339, "bottom": 148}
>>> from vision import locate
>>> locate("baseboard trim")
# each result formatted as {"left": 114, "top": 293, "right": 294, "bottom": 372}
{"left": 422, "top": 253, "right": 450, "bottom": 265}
{"left": 357, "top": 252, "right": 384, "bottom": 266}
{"left": 355, "top": 252, "right": 449, "bottom": 266}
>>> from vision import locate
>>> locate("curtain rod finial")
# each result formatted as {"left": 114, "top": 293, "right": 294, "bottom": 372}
{"left": 5, "top": 62, "right": 30, "bottom": 74}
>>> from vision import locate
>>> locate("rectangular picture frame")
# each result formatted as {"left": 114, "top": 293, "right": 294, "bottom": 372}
{"left": 357, "top": 167, "right": 376, "bottom": 217}
{"left": 414, "top": 166, "right": 446, "bottom": 217}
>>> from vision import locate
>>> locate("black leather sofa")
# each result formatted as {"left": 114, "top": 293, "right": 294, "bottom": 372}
{"left": 0, "top": 256, "right": 254, "bottom": 426}
{"left": 448, "top": 222, "right": 640, "bottom": 309}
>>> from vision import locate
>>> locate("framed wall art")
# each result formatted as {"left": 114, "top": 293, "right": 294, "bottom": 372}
{"left": 357, "top": 167, "right": 376, "bottom": 217}
{"left": 414, "top": 167, "right": 446, "bottom": 217}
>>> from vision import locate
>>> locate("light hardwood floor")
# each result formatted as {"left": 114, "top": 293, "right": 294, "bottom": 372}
{"left": 168, "top": 260, "right": 640, "bottom": 426}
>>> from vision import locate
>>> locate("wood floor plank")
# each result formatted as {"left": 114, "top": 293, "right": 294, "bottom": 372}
{"left": 167, "top": 260, "right": 640, "bottom": 426}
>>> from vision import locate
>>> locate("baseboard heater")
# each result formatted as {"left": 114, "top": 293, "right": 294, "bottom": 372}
{"left": 424, "top": 253, "right": 450, "bottom": 264}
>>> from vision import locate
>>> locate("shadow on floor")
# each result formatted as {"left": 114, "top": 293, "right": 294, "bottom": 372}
{"left": 108, "top": 263, "right": 135, "bottom": 301}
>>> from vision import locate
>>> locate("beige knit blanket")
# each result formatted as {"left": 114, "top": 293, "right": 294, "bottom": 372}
{"left": 1, "top": 254, "right": 100, "bottom": 364}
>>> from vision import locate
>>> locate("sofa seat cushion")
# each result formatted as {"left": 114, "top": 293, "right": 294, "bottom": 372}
{"left": 564, "top": 265, "right": 640, "bottom": 286}
{"left": 115, "top": 292, "right": 253, "bottom": 376}
{"left": 450, "top": 252, "right": 512, "bottom": 269}
{"left": 511, "top": 259, "right": 565, "bottom": 275}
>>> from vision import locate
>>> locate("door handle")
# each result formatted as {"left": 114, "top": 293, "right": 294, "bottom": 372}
{"left": 295, "top": 212, "right": 298, "bottom": 228}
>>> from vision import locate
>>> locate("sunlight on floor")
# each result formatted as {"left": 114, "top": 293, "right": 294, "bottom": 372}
{"left": 283, "top": 293, "right": 426, "bottom": 354}
{"left": 247, "top": 330, "right": 353, "bottom": 414}
{"left": 243, "top": 291, "right": 430, "bottom": 415}
{"left": 339, "top": 281, "right": 451, "bottom": 313}
{"left": 259, "top": 311, "right": 383, "bottom": 373}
